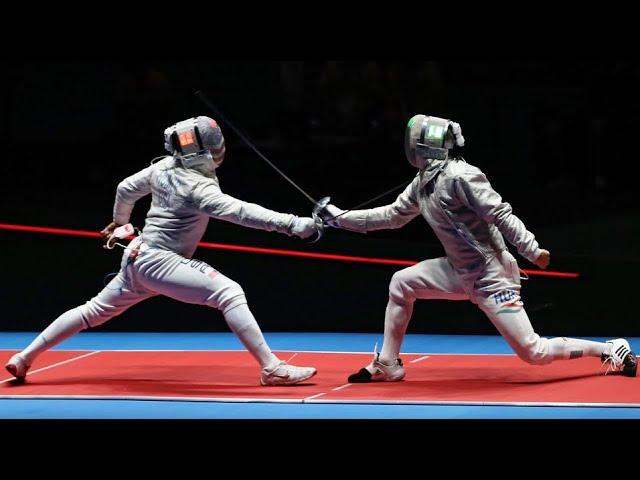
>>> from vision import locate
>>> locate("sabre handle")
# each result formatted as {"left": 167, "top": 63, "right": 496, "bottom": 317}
{"left": 308, "top": 196, "right": 331, "bottom": 244}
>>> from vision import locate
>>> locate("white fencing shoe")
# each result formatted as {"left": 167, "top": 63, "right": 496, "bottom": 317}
{"left": 5, "top": 353, "right": 31, "bottom": 383}
{"left": 602, "top": 339, "right": 637, "bottom": 377}
{"left": 260, "top": 361, "right": 317, "bottom": 386}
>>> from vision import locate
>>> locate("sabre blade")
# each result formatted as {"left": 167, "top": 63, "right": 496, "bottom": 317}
{"left": 195, "top": 90, "right": 318, "bottom": 205}
{"left": 325, "top": 178, "right": 413, "bottom": 223}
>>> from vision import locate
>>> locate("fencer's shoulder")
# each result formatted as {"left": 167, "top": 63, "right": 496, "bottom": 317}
{"left": 190, "top": 176, "right": 222, "bottom": 198}
{"left": 446, "top": 159, "right": 485, "bottom": 180}
{"left": 145, "top": 156, "right": 179, "bottom": 178}
{"left": 152, "top": 156, "right": 175, "bottom": 169}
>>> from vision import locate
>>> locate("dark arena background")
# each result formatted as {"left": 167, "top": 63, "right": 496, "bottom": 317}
{"left": 1, "top": 60, "right": 639, "bottom": 421}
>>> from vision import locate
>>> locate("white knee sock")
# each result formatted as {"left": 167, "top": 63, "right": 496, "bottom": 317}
{"left": 224, "top": 304, "right": 279, "bottom": 369}
{"left": 546, "top": 337, "right": 607, "bottom": 360}
{"left": 20, "top": 307, "right": 88, "bottom": 365}
{"left": 378, "top": 298, "right": 414, "bottom": 366}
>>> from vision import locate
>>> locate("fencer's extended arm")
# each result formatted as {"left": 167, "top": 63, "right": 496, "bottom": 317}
{"left": 192, "top": 182, "right": 299, "bottom": 235}
{"left": 455, "top": 166, "right": 542, "bottom": 263}
{"left": 113, "top": 165, "right": 154, "bottom": 225}
{"left": 331, "top": 177, "right": 421, "bottom": 233}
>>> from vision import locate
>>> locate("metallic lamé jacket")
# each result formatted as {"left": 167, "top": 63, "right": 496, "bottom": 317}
{"left": 335, "top": 158, "right": 542, "bottom": 291}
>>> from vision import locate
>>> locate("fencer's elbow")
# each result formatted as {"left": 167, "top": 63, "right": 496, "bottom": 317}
{"left": 384, "top": 208, "right": 408, "bottom": 229}
{"left": 487, "top": 207, "right": 510, "bottom": 227}
{"left": 388, "top": 214, "right": 414, "bottom": 230}
{"left": 116, "top": 180, "right": 130, "bottom": 196}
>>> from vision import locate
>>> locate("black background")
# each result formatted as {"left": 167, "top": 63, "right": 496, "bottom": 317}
{"left": 1, "top": 59, "right": 638, "bottom": 336}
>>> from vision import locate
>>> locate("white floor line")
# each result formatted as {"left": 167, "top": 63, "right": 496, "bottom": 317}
{"left": 285, "top": 353, "right": 298, "bottom": 363}
{"left": 304, "top": 392, "right": 327, "bottom": 401}
{"left": 332, "top": 384, "right": 352, "bottom": 391}
{"left": 410, "top": 355, "right": 431, "bottom": 364}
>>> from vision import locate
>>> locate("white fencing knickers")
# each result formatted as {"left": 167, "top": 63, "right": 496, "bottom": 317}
{"left": 79, "top": 237, "right": 248, "bottom": 327}
{"left": 379, "top": 250, "right": 606, "bottom": 365}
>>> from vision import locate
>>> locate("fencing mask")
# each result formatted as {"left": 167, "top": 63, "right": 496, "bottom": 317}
{"left": 164, "top": 116, "right": 226, "bottom": 174}
{"left": 404, "top": 114, "right": 465, "bottom": 170}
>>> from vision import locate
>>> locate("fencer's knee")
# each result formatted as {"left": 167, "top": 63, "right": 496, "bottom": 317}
{"left": 217, "top": 281, "right": 248, "bottom": 314}
{"left": 513, "top": 333, "right": 552, "bottom": 365}
{"left": 389, "top": 268, "right": 417, "bottom": 304}
{"left": 79, "top": 299, "right": 117, "bottom": 328}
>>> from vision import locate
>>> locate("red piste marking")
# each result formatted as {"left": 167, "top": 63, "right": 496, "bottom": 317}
{"left": 0, "top": 223, "right": 580, "bottom": 278}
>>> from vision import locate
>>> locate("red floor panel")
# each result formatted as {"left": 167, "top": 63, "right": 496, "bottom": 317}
{"left": 1, "top": 350, "right": 333, "bottom": 401}
{"left": 322, "top": 355, "right": 640, "bottom": 405}
{"left": 1, "top": 350, "right": 638, "bottom": 406}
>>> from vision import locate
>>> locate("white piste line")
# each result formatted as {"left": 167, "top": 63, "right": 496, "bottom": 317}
{"left": 0, "top": 351, "right": 101, "bottom": 384}
{"left": 304, "top": 392, "right": 327, "bottom": 401}
{"left": 305, "top": 383, "right": 353, "bottom": 400}
{"left": 331, "top": 384, "right": 352, "bottom": 391}
{"left": 285, "top": 353, "right": 298, "bottom": 363}
{"left": 410, "top": 355, "right": 431, "bottom": 364}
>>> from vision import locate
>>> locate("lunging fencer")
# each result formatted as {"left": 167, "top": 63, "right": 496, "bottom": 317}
{"left": 6, "top": 116, "right": 318, "bottom": 386}
{"left": 317, "top": 114, "right": 637, "bottom": 382}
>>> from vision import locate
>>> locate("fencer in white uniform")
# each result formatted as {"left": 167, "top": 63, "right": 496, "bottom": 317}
{"left": 319, "top": 114, "right": 637, "bottom": 382}
{"left": 6, "top": 116, "right": 317, "bottom": 386}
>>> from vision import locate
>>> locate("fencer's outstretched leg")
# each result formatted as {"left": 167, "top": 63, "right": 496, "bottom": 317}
{"left": 5, "top": 272, "right": 153, "bottom": 382}
{"left": 480, "top": 291, "right": 637, "bottom": 377}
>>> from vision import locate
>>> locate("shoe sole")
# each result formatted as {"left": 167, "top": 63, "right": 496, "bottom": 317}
{"left": 348, "top": 372, "right": 406, "bottom": 383}
{"left": 348, "top": 378, "right": 405, "bottom": 383}
{"left": 372, "top": 376, "right": 405, "bottom": 382}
